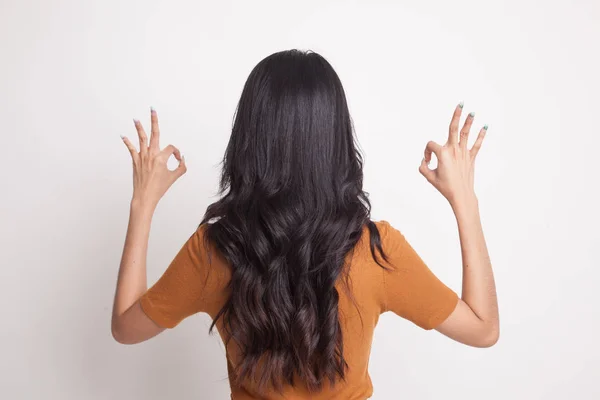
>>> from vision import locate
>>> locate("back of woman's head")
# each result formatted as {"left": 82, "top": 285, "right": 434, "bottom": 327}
{"left": 200, "top": 49, "right": 387, "bottom": 394}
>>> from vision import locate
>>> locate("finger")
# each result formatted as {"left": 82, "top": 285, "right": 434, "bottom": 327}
{"left": 448, "top": 102, "right": 463, "bottom": 145}
{"left": 160, "top": 144, "right": 180, "bottom": 160}
{"left": 120, "top": 135, "right": 139, "bottom": 161}
{"left": 172, "top": 154, "right": 187, "bottom": 179}
{"left": 424, "top": 141, "right": 442, "bottom": 164}
{"left": 149, "top": 107, "right": 160, "bottom": 151}
{"left": 419, "top": 157, "right": 436, "bottom": 184}
{"left": 133, "top": 119, "right": 148, "bottom": 156}
{"left": 470, "top": 125, "right": 488, "bottom": 158}
{"left": 459, "top": 112, "right": 475, "bottom": 149}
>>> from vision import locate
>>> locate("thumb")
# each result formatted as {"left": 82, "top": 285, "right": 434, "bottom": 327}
{"left": 160, "top": 144, "right": 187, "bottom": 180}
{"left": 419, "top": 157, "right": 436, "bottom": 184}
{"left": 171, "top": 154, "right": 187, "bottom": 179}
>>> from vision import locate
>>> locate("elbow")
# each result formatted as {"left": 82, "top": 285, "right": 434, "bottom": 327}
{"left": 111, "top": 324, "right": 126, "bottom": 345}
{"left": 479, "top": 332, "right": 499, "bottom": 348}
{"left": 478, "top": 323, "right": 500, "bottom": 348}
{"left": 111, "top": 320, "right": 134, "bottom": 345}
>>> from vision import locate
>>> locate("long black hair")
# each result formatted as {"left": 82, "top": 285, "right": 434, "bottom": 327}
{"left": 200, "top": 49, "right": 390, "bottom": 394}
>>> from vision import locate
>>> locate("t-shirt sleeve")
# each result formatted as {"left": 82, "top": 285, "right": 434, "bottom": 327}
{"left": 139, "top": 224, "right": 217, "bottom": 329}
{"left": 379, "top": 220, "right": 459, "bottom": 330}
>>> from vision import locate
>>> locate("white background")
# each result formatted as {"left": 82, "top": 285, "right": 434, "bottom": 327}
{"left": 1, "top": 0, "right": 599, "bottom": 399}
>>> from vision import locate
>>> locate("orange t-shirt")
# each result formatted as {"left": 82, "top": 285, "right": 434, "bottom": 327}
{"left": 139, "top": 220, "right": 459, "bottom": 399}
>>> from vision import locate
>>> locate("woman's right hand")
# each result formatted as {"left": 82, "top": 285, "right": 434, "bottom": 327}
{"left": 420, "top": 104, "right": 499, "bottom": 348}
{"left": 419, "top": 103, "right": 488, "bottom": 210}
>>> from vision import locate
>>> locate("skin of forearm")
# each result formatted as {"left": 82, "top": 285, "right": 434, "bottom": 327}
{"left": 452, "top": 195, "right": 499, "bottom": 329}
{"left": 112, "top": 200, "right": 154, "bottom": 323}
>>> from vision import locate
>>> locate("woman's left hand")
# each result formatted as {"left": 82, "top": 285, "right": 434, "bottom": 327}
{"left": 121, "top": 108, "right": 187, "bottom": 210}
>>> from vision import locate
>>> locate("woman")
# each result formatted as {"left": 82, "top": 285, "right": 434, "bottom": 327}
{"left": 111, "top": 50, "right": 499, "bottom": 399}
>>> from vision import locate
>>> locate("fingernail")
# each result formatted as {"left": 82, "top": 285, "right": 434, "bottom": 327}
{"left": 120, "top": 134, "right": 125, "bottom": 139}
{"left": 133, "top": 118, "right": 138, "bottom": 124}
{"left": 483, "top": 124, "right": 489, "bottom": 130}
{"left": 469, "top": 112, "right": 476, "bottom": 117}
{"left": 150, "top": 106, "right": 155, "bottom": 113}
{"left": 458, "top": 101, "right": 464, "bottom": 109}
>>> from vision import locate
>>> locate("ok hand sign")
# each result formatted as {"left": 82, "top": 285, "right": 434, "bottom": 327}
{"left": 121, "top": 108, "right": 187, "bottom": 209}
{"left": 419, "top": 103, "right": 488, "bottom": 209}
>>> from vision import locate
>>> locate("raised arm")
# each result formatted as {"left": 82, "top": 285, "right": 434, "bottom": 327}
{"left": 418, "top": 103, "right": 499, "bottom": 347}
{"left": 111, "top": 108, "right": 187, "bottom": 344}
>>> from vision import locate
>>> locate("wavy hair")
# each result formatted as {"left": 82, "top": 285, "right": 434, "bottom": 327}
{"left": 199, "top": 49, "right": 390, "bottom": 395}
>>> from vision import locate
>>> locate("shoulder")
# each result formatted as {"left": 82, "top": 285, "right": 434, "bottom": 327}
{"left": 353, "top": 219, "right": 408, "bottom": 268}
{"left": 355, "top": 220, "right": 397, "bottom": 250}
{"left": 370, "top": 219, "right": 405, "bottom": 249}
{"left": 184, "top": 221, "right": 229, "bottom": 268}
{"left": 182, "top": 223, "right": 209, "bottom": 254}
{"left": 194, "top": 219, "right": 222, "bottom": 246}
{"left": 373, "top": 219, "right": 391, "bottom": 234}
{"left": 367, "top": 219, "right": 415, "bottom": 271}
